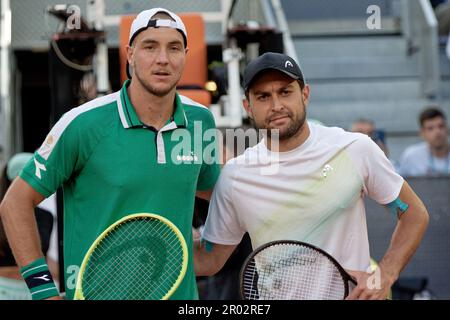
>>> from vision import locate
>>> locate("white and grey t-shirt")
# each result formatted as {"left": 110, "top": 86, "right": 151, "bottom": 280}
{"left": 202, "top": 123, "right": 404, "bottom": 272}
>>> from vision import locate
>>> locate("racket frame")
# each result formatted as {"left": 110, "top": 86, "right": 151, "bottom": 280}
{"left": 74, "top": 213, "right": 188, "bottom": 300}
{"left": 239, "top": 239, "right": 357, "bottom": 300}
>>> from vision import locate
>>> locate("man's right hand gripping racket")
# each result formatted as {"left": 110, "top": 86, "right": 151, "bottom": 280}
{"left": 240, "top": 240, "right": 357, "bottom": 300}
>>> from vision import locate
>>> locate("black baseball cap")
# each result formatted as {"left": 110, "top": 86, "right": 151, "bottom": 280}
{"left": 243, "top": 52, "right": 305, "bottom": 91}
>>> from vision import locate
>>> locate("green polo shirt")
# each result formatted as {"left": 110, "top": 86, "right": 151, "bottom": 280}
{"left": 20, "top": 80, "right": 220, "bottom": 300}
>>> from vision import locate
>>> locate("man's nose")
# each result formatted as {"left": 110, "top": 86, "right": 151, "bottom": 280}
{"left": 156, "top": 49, "right": 169, "bottom": 64}
{"left": 271, "top": 95, "right": 284, "bottom": 111}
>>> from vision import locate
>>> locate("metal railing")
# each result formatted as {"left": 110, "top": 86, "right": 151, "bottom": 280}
{"left": 402, "top": 0, "right": 440, "bottom": 99}
{"left": 216, "top": 0, "right": 300, "bottom": 127}
{"left": 0, "top": 0, "right": 12, "bottom": 164}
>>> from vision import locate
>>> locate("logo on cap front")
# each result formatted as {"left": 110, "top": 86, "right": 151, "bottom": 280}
{"left": 285, "top": 60, "right": 294, "bottom": 68}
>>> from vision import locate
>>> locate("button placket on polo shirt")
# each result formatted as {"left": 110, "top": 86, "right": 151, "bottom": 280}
{"left": 155, "top": 122, "right": 178, "bottom": 164}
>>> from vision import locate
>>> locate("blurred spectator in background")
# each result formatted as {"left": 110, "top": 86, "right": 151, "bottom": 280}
{"left": 79, "top": 72, "right": 98, "bottom": 104}
{"left": 430, "top": 0, "right": 450, "bottom": 58}
{"left": 351, "top": 118, "right": 389, "bottom": 157}
{"left": 0, "top": 153, "right": 58, "bottom": 300}
{"left": 398, "top": 107, "right": 450, "bottom": 176}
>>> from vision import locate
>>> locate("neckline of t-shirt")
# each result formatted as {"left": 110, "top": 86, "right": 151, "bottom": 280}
{"left": 259, "top": 122, "right": 317, "bottom": 160}
{"left": 428, "top": 144, "right": 450, "bottom": 159}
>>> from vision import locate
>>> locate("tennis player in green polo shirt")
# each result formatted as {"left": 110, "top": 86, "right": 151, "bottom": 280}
{"left": 0, "top": 8, "right": 220, "bottom": 300}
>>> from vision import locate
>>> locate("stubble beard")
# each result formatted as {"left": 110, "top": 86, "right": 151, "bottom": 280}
{"left": 432, "top": 137, "right": 449, "bottom": 152}
{"left": 134, "top": 64, "right": 180, "bottom": 97}
{"left": 255, "top": 106, "right": 307, "bottom": 141}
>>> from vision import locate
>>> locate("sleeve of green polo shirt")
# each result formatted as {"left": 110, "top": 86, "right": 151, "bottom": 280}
{"left": 197, "top": 111, "right": 221, "bottom": 191}
{"left": 19, "top": 111, "right": 84, "bottom": 198}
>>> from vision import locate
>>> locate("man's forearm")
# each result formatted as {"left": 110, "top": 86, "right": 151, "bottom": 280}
{"left": 379, "top": 201, "right": 429, "bottom": 284}
{"left": 193, "top": 238, "right": 237, "bottom": 276}
{"left": 0, "top": 182, "right": 44, "bottom": 267}
{"left": 0, "top": 179, "right": 60, "bottom": 300}
{"left": 0, "top": 200, "right": 43, "bottom": 267}
{"left": 193, "top": 239, "right": 214, "bottom": 276}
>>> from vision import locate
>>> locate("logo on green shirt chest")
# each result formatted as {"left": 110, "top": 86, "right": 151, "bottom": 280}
{"left": 176, "top": 151, "right": 199, "bottom": 163}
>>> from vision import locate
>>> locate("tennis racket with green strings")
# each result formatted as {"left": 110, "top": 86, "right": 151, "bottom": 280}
{"left": 240, "top": 240, "right": 357, "bottom": 300}
{"left": 74, "top": 213, "right": 188, "bottom": 300}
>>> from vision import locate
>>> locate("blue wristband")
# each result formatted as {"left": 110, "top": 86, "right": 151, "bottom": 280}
{"left": 386, "top": 198, "right": 409, "bottom": 220}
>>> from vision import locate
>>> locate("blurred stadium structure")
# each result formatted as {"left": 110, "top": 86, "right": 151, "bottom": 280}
{"left": 366, "top": 177, "right": 450, "bottom": 299}
{"left": 0, "top": 0, "right": 449, "bottom": 299}
{"left": 1, "top": 0, "right": 450, "bottom": 162}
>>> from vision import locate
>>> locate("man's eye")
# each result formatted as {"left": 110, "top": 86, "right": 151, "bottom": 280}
{"left": 257, "top": 95, "right": 268, "bottom": 101}
{"left": 170, "top": 46, "right": 181, "bottom": 51}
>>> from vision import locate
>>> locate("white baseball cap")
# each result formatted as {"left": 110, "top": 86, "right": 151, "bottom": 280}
{"left": 127, "top": 8, "right": 187, "bottom": 78}
{"left": 128, "top": 8, "right": 187, "bottom": 46}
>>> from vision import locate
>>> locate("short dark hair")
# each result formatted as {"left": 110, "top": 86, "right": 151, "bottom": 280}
{"left": 419, "top": 107, "right": 447, "bottom": 127}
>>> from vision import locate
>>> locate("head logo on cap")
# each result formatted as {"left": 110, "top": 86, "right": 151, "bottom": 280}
{"left": 243, "top": 52, "right": 305, "bottom": 91}
{"left": 285, "top": 60, "right": 294, "bottom": 68}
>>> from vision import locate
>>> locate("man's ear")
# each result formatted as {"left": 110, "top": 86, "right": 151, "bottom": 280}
{"left": 243, "top": 98, "right": 253, "bottom": 120}
{"left": 126, "top": 45, "right": 134, "bottom": 65}
{"left": 302, "top": 84, "right": 311, "bottom": 107}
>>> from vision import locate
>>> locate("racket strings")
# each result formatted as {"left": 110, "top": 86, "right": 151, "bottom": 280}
{"left": 84, "top": 220, "right": 165, "bottom": 299}
{"left": 242, "top": 243, "right": 346, "bottom": 300}
{"left": 86, "top": 221, "right": 182, "bottom": 299}
{"left": 81, "top": 217, "right": 184, "bottom": 300}
{"left": 109, "top": 222, "right": 181, "bottom": 299}
{"left": 119, "top": 221, "right": 183, "bottom": 299}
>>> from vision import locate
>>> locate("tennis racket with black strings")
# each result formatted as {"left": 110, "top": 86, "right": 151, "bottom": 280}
{"left": 74, "top": 213, "right": 188, "bottom": 300}
{"left": 240, "top": 240, "right": 357, "bottom": 300}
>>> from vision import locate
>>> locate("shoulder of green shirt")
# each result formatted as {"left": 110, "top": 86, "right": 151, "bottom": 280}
{"left": 18, "top": 93, "right": 120, "bottom": 195}
{"left": 177, "top": 94, "right": 217, "bottom": 128}
{"left": 63, "top": 95, "right": 119, "bottom": 135}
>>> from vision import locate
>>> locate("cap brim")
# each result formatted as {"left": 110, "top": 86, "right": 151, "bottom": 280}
{"left": 276, "top": 69, "right": 300, "bottom": 80}
{"left": 245, "top": 67, "right": 300, "bottom": 90}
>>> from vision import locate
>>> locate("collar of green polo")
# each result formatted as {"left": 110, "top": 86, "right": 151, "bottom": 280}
{"left": 118, "top": 80, "right": 188, "bottom": 129}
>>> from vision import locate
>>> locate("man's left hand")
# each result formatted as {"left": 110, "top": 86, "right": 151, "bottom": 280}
{"left": 345, "top": 268, "right": 394, "bottom": 300}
